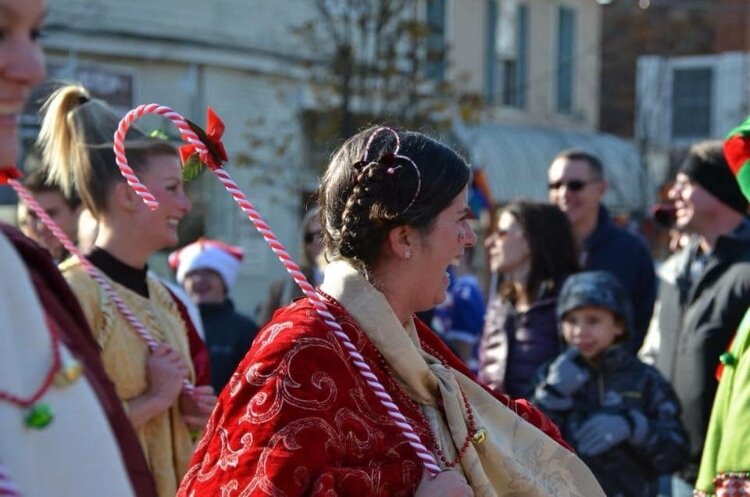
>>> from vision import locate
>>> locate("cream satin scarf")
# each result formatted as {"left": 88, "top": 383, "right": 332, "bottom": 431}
{"left": 321, "top": 260, "right": 604, "bottom": 497}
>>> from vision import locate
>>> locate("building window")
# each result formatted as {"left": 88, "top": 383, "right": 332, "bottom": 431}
{"left": 485, "top": 1, "right": 528, "bottom": 108}
{"left": 485, "top": 0, "right": 499, "bottom": 102}
{"left": 426, "top": 0, "right": 446, "bottom": 81}
{"left": 503, "top": 4, "right": 528, "bottom": 108}
{"left": 556, "top": 6, "right": 576, "bottom": 114}
{"left": 671, "top": 67, "right": 713, "bottom": 139}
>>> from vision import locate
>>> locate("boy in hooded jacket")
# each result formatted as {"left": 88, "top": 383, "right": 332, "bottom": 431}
{"left": 531, "top": 270, "right": 689, "bottom": 497}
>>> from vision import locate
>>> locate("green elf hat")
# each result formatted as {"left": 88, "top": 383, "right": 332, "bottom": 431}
{"left": 725, "top": 115, "right": 750, "bottom": 201}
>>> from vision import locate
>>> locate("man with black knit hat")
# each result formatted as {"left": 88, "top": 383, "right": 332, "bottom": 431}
{"left": 651, "top": 139, "right": 750, "bottom": 495}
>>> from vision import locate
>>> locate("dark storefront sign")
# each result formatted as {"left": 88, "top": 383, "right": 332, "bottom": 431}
{"left": 22, "top": 62, "right": 135, "bottom": 126}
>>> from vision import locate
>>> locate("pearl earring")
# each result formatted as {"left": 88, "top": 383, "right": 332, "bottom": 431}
{"left": 404, "top": 249, "right": 411, "bottom": 259}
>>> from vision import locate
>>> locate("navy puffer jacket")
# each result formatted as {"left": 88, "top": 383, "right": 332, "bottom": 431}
{"left": 478, "top": 289, "right": 563, "bottom": 398}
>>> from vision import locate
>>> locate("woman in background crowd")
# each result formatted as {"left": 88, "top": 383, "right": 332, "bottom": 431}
{"left": 257, "top": 206, "right": 324, "bottom": 326}
{"left": 478, "top": 200, "right": 579, "bottom": 398}
{"left": 171, "top": 238, "right": 259, "bottom": 393}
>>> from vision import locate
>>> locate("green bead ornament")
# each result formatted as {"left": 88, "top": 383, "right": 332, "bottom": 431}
{"left": 719, "top": 352, "right": 737, "bottom": 367}
{"left": 25, "top": 403, "right": 54, "bottom": 429}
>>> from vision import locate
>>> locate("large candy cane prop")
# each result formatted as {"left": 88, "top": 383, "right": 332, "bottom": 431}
{"left": 114, "top": 104, "right": 442, "bottom": 476}
{"left": 6, "top": 176, "right": 195, "bottom": 395}
{"left": 0, "top": 460, "right": 20, "bottom": 496}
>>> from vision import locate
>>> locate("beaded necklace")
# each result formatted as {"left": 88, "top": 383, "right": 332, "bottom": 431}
{"left": 373, "top": 337, "right": 487, "bottom": 469}
{"left": 419, "top": 342, "right": 487, "bottom": 467}
{"left": 431, "top": 385, "right": 481, "bottom": 468}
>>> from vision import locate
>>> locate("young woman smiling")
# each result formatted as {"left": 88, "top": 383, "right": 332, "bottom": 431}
{"left": 38, "top": 83, "right": 216, "bottom": 497}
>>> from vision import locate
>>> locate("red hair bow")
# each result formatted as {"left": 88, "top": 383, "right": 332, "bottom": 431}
{"left": 0, "top": 166, "right": 22, "bottom": 185}
{"left": 179, "top": 107, "right": 228, "bottom": 172}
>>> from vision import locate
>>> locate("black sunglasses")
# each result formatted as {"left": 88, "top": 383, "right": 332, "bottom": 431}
{"left": 547, "top": 178, "right": 600, "bottom": 192}
{"left": 304, "top": 231, "right": 321, "bottom": 243}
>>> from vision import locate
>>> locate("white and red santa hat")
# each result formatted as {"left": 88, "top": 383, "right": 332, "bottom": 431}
{"left": 168, "top": 238, "right": 244, "bottom": 290}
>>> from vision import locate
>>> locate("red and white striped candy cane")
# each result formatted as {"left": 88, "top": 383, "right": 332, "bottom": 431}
{"left": 9, "top": 179, "right": 194, "bottom": 395}
{"left": 0, "top": 461, "right": 20, "bottom": 496}
{"left": 114, "top": 104, "right": 442, "bottom": 476}
{"left": 114, "top": 104, "right": 206, "bottom": 210}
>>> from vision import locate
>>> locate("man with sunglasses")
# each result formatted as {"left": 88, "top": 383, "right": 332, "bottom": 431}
{"left": 548, "top": 149, "right": 656, "bottom": 354}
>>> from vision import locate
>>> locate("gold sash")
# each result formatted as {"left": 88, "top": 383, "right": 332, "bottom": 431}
{"left": 321, "top": 260, "right": 605, "bottom": 497}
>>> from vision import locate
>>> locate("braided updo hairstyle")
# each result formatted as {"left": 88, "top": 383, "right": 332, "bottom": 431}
{"left": 318, "top": 126, "right": 470, "bottom": 274}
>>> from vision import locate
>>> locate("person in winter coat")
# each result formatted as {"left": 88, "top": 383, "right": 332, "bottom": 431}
{"left": 650, "top": 140, "right": 750, "bottom": 493}
{"left": 694, "top": 116, "right": 750, "bottom": 497}
{"left": 548, "top": 150, "right": 656, "bottom": 353}
{"left": 256, "top": 207, "right": 324, "bottom": 326}
{"left": 478, "top": 200, "right": 579, "bottom": 398}
{"left": 170, "top": 238, "right": 259, "bottom": 393}
{"left": 532, "top": 271, "right": 689, "bottom": 497}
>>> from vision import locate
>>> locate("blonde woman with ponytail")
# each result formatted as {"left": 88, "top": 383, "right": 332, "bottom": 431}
{"left": 38, "top": 84, "right": 216, "bottom": 497}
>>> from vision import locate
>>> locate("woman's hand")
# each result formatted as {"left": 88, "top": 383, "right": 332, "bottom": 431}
{"left": 147, "top": 344, "right": 190, "bottom": 407}
{"left": 415, "top": 470, "right": 473, "bottom": 497}
{"left": 126, "top": 344, "right": 190, "bottom": 429}
{"left": 179, "top": 385, "right": 217, "bottom": 431}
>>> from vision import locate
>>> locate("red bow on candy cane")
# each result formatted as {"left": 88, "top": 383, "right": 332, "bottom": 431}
{"left": 179, "top": 107, "right": 228, "bottom": 174}
{"left": 0, "top": 166, "right": 22, "bottom": 184}
{"left": 724, "top": 130, "right": 750, "bottom": 176}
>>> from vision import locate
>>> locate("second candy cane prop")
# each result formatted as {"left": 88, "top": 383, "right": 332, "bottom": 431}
{"left": 113, "top": 104, "right": 443, "bottom": 476}
{"left": 0, "top": 459, "right": 20, "bottom": 497}
{"left": 0, "top": 166, "right": 195, "bottom": 396}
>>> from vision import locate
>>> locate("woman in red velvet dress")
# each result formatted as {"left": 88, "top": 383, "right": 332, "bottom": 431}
{"left": 178, "top": 127, "right": 605, "bottom": 497}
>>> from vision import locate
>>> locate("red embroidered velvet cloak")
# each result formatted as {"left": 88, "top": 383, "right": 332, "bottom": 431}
{"left": 178, "top": 295, "right": 568, "bottom": 497}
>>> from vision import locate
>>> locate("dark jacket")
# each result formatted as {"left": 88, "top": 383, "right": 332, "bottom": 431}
{"left": 199, "top": 299, "right": 259, "bottom": 393}
{"left": 584, "top": 206, "right": 656, "bottom": 353}
{"left": 653, "top": 219, "right": 750, "bottom": 481}
{"left": 532, "top": 346, "right": 689, "bottom": 497}
{"left": 478, "top": 289, "right": 562, "bottom": 398}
